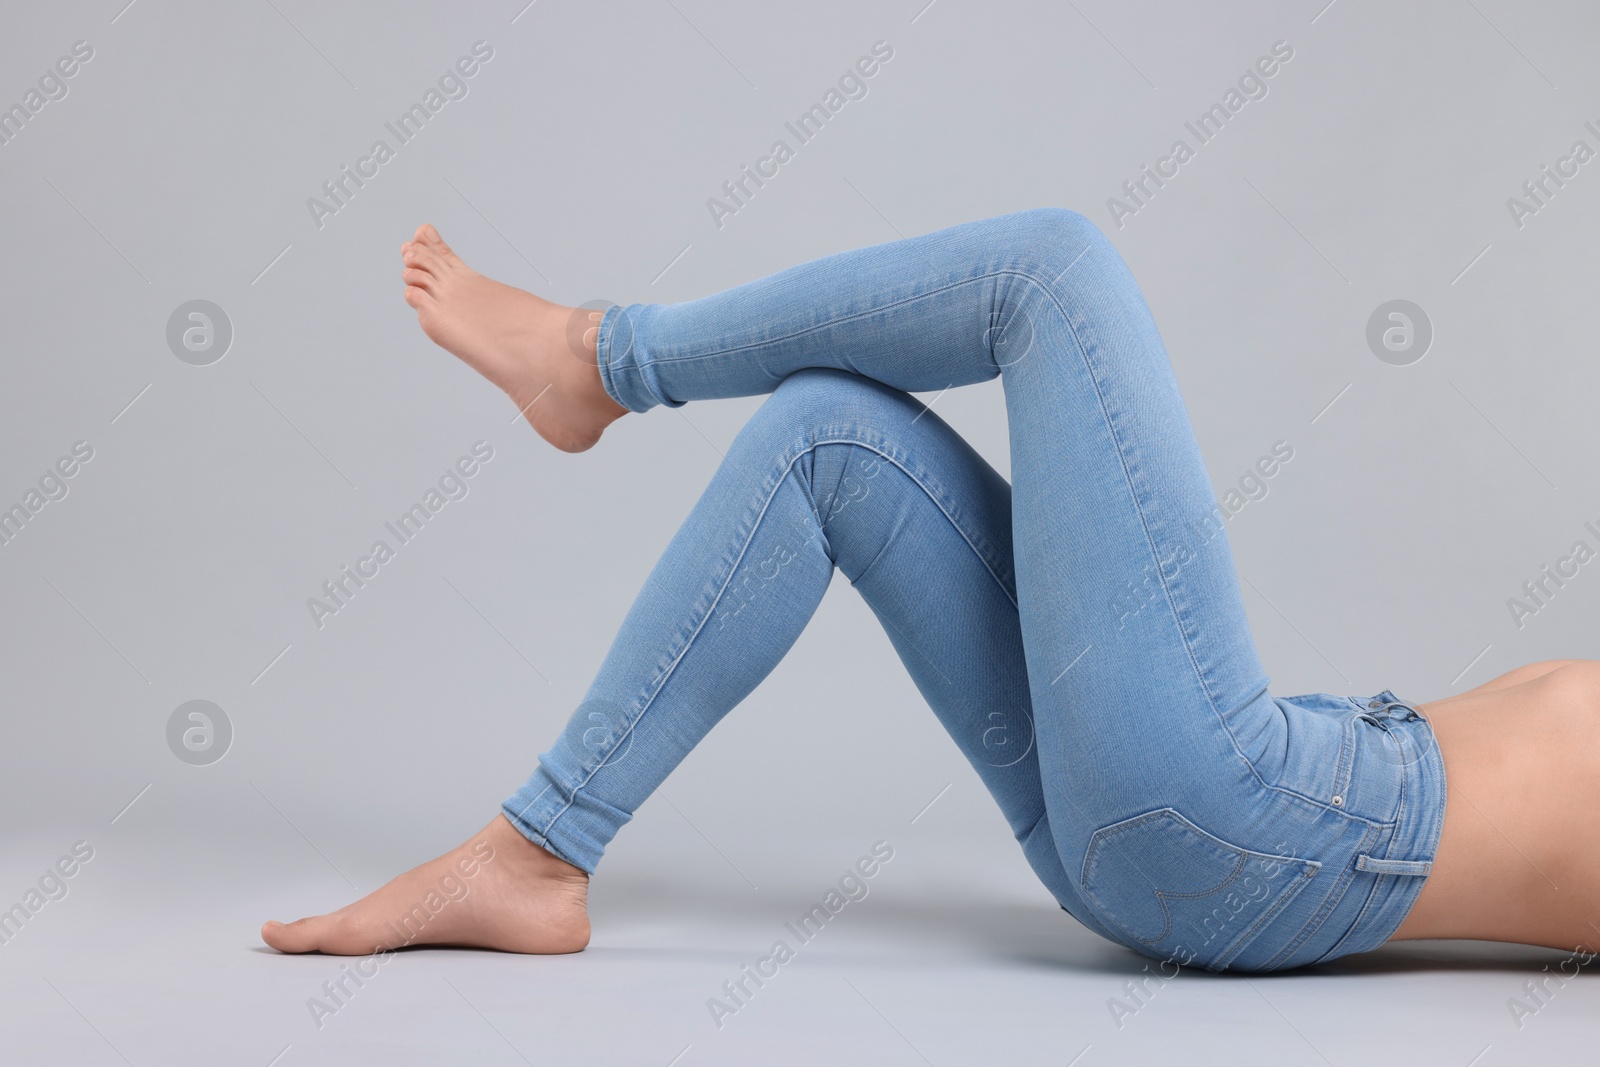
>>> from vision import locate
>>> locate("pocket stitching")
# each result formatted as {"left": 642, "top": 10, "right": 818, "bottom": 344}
{"left": 1081, "top": 808, "right": 1321, "bottom": 970}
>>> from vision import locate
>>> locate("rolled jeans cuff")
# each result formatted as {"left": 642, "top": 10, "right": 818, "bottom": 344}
{"left": 501, "top": 764, "right": 631, "bottom": 876}
{"left": 596, "top": 303, "right": 682, "bottom": 413}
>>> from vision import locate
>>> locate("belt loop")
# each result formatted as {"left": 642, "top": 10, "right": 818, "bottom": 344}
{"left": 1355, "top": 854, "right": 1432, "bottom": 877}
{"left": 1365, "top": 695, "right": 1420, "bottom": 722}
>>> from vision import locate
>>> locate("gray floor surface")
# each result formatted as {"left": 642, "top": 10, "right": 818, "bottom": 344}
{"left": 1, "top": 818, "right": 1587, "bottom": 1067}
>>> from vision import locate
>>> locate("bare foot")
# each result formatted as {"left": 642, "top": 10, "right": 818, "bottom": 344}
{"left": 400, "top": 224, "right": 627, "bottom": 453}
{"left": 261, "top": 815, "right": 590, "bottom": 955}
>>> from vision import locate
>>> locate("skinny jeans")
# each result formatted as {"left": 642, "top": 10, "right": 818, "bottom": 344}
{"left": 501, "top": 208, "right": 1446, "bottom": 973}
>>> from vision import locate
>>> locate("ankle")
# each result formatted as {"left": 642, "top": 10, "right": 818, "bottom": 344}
{"left": 561, "top": 305, "right": 604, "bottom": 367}
{"left": 490, "top": 815, "right": 588, "bottom": 884}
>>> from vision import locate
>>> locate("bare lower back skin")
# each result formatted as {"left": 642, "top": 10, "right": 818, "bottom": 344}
{"left": 1392, "top": 659, "right": 1600, "bottom": 952}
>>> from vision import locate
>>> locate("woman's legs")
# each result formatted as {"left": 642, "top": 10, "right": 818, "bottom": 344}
{"left": 265, "top": 366, "right": 1095, "bottom": 952}
{"left": 502, "top": 367, "right": 1080, "bottom": 904}
{"left": 279, "top": 207, "right": 1565, "bottom": 969}
{"left": 587, "top": 209, "right": 1331, "bottom": 962}
{"left": 292, "top": 207, "right": 1438, "bottom": 969}
{"left": 582, "top": 207, "right": 1600, "bottom": 963}
{"left": 567, "top": 208, "right": 1463, "bottom": 970}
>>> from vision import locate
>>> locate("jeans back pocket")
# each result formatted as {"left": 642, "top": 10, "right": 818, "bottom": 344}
{"left": 1080, "top": 808, "right": 1321, "bottom": 972}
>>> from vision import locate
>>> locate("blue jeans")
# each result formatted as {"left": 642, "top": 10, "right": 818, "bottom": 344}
{"left": 502, "top": 208, "right": 1446, "bottom": 973}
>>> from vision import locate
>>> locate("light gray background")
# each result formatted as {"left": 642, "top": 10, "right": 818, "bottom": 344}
{"left": 3, "top": 0, "right": 1597, "bottom": 1063}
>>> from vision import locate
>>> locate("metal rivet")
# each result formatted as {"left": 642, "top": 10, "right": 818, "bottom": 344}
{"left": 1331, "top": 795, "right": 1344, "bottom": 807}
{"left": 1368, "top": 700, "right": 1382, "bottom": 709}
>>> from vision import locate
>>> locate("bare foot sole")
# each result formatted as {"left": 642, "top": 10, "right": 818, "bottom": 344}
{"left": 400, "top": 224, "right": 627, "bottom": 453}
{"left": 261, "top": 814, "right": 590, "bottom": 955}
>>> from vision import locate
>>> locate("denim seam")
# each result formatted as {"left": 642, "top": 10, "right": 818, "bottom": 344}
{"left": 812, "top": 444, "right": 854, "bottom": 560}
{"left": 817, "top": 444, "right": 852, "bottom": 523}
{"left": 1023, "top": 277, "right": 1406, "bottom": 836}
{"left": 620, "top": 272, "right": 1027, "bottom": 370}
{"left": 1308, "top": 732, "right": 1417, "bottom": 964}
{"left": 1309, "top": 837, "right": 1388, "bottom": 965}
{"left": 502, "top": 778, "right": 566, "bottom": 856}
{"left": 1020, "top": 805, "right": 1052, "bottom": 848}
{"left": 1007, "top": 264, "right": 1412, "bottom": 832}
{"left": 529, "top": 453, "right": 813, "bottom": 844}
{"left": 1408, "top": 707, "right": 1448, "bottom": 868}
{"left": 1346, "top": 716, "right": 1439, "bottom": 953}
{"left": 836, "top": 432, "right": 1020, "bottom": 610}
{"left": 845, "top": 523, "right": 900, "bottom": 588}
{"left": 797, "top": 424, "right": 1013, "bottom": 604}
{"left": 1018, "top": 265, "right": 1280, "bottom": 804}
{"left": 533, "top": 432, "right": 1020, "bottom": 847}
{"left": 1330, "top": 716, "right": 1356, "bottom": 806}
{"left": 1397, "top": 704, "right": 1449, "bottom": 877}
{"left": 1383, "top": 715, "right": 1450, "bottom": 942}
{"left": 1211, "top": 871, "right": 1320, "bottom": 972}
{"left": 1258, "top": 822, "right": 1379, "bottom": 971}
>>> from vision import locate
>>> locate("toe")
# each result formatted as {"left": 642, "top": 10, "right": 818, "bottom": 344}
{"left": 402, "top": 267, "right": 435, "bottom": 292}
{"left": 418, "top": 224, "right": 464, "bottom": 266}
{"left": 262, "top": 917, "right": 323, "bottom": 953}
{"left": 415, "top": 224, "right": 452, "bottom": 255}
{"left": 403, "top": 243, "right": 446, "bottom": 274}
{"left": 404, "top": 285, "right": 437, "bottom": 318}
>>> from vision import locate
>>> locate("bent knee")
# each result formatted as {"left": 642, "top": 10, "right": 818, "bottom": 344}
{"left": 1007, "top": 206, "right": 1107, "bottom": 273}
{"left": 1017, "top": 205, "right": 1097, "bottom": 240}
